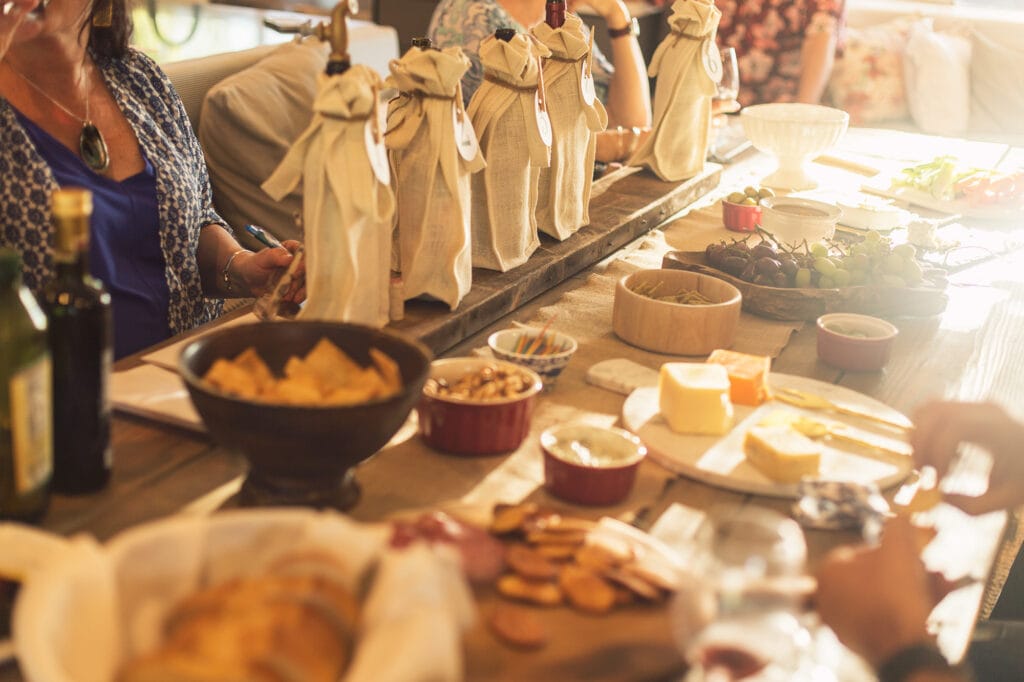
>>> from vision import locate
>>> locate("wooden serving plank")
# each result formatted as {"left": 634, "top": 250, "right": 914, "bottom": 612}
{"left": 662, "top": 251, "right": 949, "bottom": 321}
{"left": 388, "top": 165, "right": 722, "bottom": 356}
{"left": 622, "top": 374, "right": 914, "bottom": 499}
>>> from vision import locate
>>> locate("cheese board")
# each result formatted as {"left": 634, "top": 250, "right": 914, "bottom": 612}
{"left": 621, "top": 373, "right": 914, "bottom": 498}
{"left": 662, "top": 251, "right": 949, "bottom": 321}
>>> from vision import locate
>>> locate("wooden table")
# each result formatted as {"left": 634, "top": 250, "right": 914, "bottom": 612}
{"left": 3, "top": 128, "right": 1021, "bottom": 681}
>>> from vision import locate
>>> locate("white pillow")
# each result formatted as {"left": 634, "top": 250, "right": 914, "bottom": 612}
{"left": 199, "top": 39, "right": 329, "bottom": 243}
{"left": 903, "top": 19, "right": 972, "bottom": 136}
{"left": 970, "top": 28, "right": 1024, "bottom": 136}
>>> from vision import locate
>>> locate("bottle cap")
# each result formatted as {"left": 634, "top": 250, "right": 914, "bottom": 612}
{"left": 495, "top": 27, "right": 517, "bottom": 42}
{"left": 51, "top": 188, "right": 93, "bottom": 218}
{"left": 410, "top": 36, "right": 432, "bottom": 49}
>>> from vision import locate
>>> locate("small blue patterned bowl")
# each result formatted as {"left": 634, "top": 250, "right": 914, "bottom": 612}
{"left": 488, "top": 328, "right": 578, "bottom": 388}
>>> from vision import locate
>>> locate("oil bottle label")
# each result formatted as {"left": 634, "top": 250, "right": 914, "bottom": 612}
{"left": 9, "top": 355, "right": 53, "bottom": 493}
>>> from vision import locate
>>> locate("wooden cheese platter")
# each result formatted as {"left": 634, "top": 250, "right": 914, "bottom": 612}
{"left": 662, "top": 251, "right": 949, "bottom": 321}
{"left": 621, "top": 373, "right": 914, "bottom": 498}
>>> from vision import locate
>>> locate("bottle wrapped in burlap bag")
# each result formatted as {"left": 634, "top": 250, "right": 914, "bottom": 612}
{"left": 467, "top": 31, "right": 552, "bottom": 272}
{"left": 262, "top": 65, "right": 395, "bottom": 328}
{"left": 385, "top": 46, "right": 485, "bottom": 311}
{"left": 531, "top": 14, "right": 608, "bottom": 241}
{"left": 628, "top": 0, "right": 721, "bottom": 182}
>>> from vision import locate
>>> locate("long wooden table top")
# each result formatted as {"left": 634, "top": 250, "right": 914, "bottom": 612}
{"left": 3, "top": 128, "right": 1022, "bottom": 681}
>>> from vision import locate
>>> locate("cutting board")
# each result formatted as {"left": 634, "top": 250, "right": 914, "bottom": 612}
{"left": 622, "top": 373, "right": 914, "bottom": 498}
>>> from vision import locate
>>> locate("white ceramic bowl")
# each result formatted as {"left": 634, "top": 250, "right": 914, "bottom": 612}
{"left": 740, "top": 104, "right": 849, "bottom": 190}
{"left": 760, "top": 197, "right": 842, "bottom": 246}
{"left": 488, "top": 328, "right": 577, "bottom": 387}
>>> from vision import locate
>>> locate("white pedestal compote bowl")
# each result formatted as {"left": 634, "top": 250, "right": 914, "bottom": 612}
{"left": 740, "top": 104, "right": 850, "bottom": 191}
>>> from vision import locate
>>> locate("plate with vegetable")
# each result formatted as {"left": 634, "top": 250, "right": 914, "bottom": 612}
{"left": 863, "top": 155, "right": 1022, "bottom": 221}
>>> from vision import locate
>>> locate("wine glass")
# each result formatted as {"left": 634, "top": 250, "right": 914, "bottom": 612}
{"left": 709, "top": 48, "right": 741, "bottom": 162}
{"left": 670, "top": 505, "right": 822, "bottom": 681}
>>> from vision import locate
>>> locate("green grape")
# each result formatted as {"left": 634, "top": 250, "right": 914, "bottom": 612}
{"left": 880, "top": 274, "right": 906, "bottom": 288}
{"left": 832, "top": 269, "right": 851, "bottom": 287}
{"left": 903, "top": 258, "right": 924, "bottom": 285}
{"left": 893, "top": 243, "right": 917, "bottom": 259}
{"left": 883, "top": 253, "right": 905, "bottom": 275}
{"left": 794, "top": 268, "right": 812, "bottom": 288}
{"left": 847, "top": 269, "right": 867, "bottom": 285}
{"left": 848, "top": 253, "right": 870, "bottom": 271}
{"left": 809, "top": 242, "right": 829, "bottom": 258}
{"left": 813, "top": 257, "right": 838, "bottom": 277}
{"left": 817, "top": 275, "right": 835, "bottom": 289}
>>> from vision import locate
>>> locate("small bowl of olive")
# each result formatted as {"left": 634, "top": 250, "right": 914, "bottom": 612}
{"left": 722, "top": 186, "right": 775, "bottom": 233}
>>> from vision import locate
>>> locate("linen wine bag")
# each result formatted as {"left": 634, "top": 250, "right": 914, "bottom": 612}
{"left": 467, "top": 31, "right": 552, "bottom": 272}
{"left": 262, "top": 65, "right": 395, "bottom": 328}
{"left": 385, "top": 45, "right": 485, "bottom": 311}
{"left": 532, "top": 13, "right": 608, "bottom": 240}
{"left": 628, "top": 0, "right": 721, "bottom": 181}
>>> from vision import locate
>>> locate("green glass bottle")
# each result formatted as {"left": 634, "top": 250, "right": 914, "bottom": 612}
{"left": 43, "top": 188, "right": 113, "bottom": 494}
{"left": 0, "top": 248, "right": 52, "bottom": 521}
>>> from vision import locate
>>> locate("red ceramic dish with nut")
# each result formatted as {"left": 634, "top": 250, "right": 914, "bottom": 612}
{"left": 722, "top": 199, "right": 762, "bottom": 232}
{"left": 816, "top": 313, "right": 898, "bottom": 371}
{"left": 540, "top": 423, "right": 647, "bottom": 506}
{"left": 417, "top": 357, "right": 543, "bottom": 456}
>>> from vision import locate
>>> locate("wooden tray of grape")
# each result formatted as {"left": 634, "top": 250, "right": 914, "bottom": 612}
{"left": 661, "top": 249, "right": 949, "bottom": 321}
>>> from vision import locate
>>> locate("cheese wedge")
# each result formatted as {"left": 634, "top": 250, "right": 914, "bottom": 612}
{"left": 706, "top": 349, "right": 771, "bottom": 406}
{"left": 743, "top": 425, "right": 821, "bottom": 483}
{"left": 658, "top": 363, "right": 733, "bottom": 435}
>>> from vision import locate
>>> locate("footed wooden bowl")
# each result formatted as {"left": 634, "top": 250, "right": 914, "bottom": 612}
{"left": 179, "top": 321, "right": 431, "bottom": 510}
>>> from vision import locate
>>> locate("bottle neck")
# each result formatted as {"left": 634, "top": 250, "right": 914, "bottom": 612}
{"left": 53, "top": 250, "right": 89, "bottom": 281}
{"left": 545, "top": 1, "right": 566, "bottom": 28}
{"left": 52, "top": 213, "right": 91, "bottom": 281}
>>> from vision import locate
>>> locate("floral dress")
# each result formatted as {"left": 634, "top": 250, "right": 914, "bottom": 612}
{"left": 716, "top": 0, "right": 845, "bottom": 106}
{"left": 428, "top": 0, "right": 614, "bottom": 106}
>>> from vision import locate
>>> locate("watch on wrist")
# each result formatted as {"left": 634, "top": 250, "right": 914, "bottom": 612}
{"left": 876, "top": 643, "right": 957, "bottom": 682}
{"left": 608, "top": 16, "right": 639, "bottom": 39}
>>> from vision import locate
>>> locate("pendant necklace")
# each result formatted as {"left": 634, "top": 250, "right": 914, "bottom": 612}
{"left": 4, "top": 60, "right": 110, "bottom": 173}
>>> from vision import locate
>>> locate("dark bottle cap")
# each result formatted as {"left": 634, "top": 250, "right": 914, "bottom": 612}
{"left": 326, "top": 57, "right": 351, "bottom": 75}
{"left": 545, "top": 1, "right": 566, "bottom": 29}
{"left": 410, "top": 36, "right": 432, "bottom": 49}
{"left": 495, "top": 27, "right": 517, "bottom": 42}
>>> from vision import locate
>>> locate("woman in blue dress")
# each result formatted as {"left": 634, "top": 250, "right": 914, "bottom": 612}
{"left": 0, "top": 0, "right": 303, "bottom": 358}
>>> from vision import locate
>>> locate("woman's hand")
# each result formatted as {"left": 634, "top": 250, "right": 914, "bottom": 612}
{"left": 910, "top": 401, "right": 1024, "bottom": 515}
{"left": 233, "top": 241, "right": 306, "bottom": 303}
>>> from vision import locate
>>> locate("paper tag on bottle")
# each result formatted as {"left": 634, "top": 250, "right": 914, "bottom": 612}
{"left": 580, "top": 68, "right": 596, "bottom": 106}
{"left": 702, "top": 39, "right": 723, "bottom": 83}
{"left": 453, "top": 106, "right": 479, "bottom": 162}
{"left": 365, "top": 116, "right": 391, "bottom": 185}
{"left": 535, "top": 92, "right": 552, "bottom": 147}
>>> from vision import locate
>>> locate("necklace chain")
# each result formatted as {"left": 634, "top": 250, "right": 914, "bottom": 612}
{"left": 4, "top": 59, "right": 91, "bottom": 125}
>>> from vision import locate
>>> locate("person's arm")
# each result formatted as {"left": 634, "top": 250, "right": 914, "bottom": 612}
{"left": 795, "top": 27, "right": 837, "bottom": 104}
{"left": 197, "top": 224, "right": 303, "bottom": 301}
{"left": 571, "top": 0, "right": 651, "bottom": 128}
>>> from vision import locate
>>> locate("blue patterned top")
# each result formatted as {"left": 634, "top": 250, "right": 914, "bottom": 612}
{"left": 428, "top": 0, "right": 613, "bottom": 105}
{"left": 0, "top": 49, "right": 225, "bottom": 338}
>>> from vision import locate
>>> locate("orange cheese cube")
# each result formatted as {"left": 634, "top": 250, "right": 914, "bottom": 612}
{"left": 706, "top": 349, "right": 771, "bottom": 406}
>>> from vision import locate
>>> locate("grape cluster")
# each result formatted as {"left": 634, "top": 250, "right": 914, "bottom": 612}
{"left": 704, "top": 230, "right": 925, "bottom": 289}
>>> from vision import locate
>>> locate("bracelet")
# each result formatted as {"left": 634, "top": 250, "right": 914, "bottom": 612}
{"left": 221, "top": 248, "right": 250, "bottom": 294}
{"left": 876, "top": 643, "right": 955, "bottom": 682}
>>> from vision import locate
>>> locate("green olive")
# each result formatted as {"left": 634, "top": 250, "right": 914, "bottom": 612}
{"left": 757, "top": 187, "right": 775, "bottom": 199}
{"left": 727, "top": 191, "right": 747, "bottom": 204}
